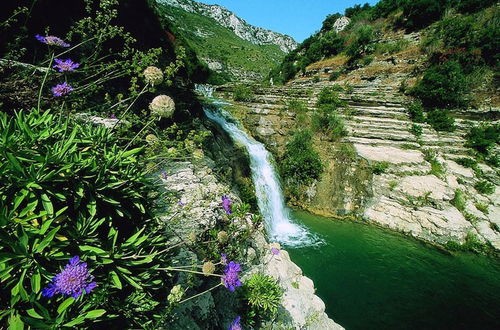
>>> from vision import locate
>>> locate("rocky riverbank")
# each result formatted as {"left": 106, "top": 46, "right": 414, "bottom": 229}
{"left": 215, "top": 76, "right": 500, "bottom": 252}
{"left": 158, "top": 121, "right": 343, "bottom": 329}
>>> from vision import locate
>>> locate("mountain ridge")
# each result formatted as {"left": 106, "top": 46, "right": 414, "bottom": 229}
{"left": 157, "top": 0, "right": 297, "bottom": 52}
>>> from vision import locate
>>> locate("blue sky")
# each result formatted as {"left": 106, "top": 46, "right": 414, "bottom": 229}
{"left": 198, "top": 0, "right": 379, "bottom": 42}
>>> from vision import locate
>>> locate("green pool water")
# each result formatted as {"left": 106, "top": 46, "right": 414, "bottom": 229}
{"left": 286, "top": 211, "right": 500, "bottom": 330}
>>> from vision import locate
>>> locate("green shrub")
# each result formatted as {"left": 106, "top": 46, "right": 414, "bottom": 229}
{"left": 240, "top": 273, "right": 283, "bottom": 326}
{"left": 412, "top": 61, "right": 469, "bottom": 109}
{"left": 346, "top": 25, "right": 375, "bottom": 60}
{"left": 451, "top": 189, "right": 466, "bottom": 212}
{"left": 455, "top": 157, "right": 477, "bottom": 168}
{"left": 426, "top": 110, "right": 455, "bottom": 132}
{"left": 474, "top": 202, "right": 489, "bottom": 214}
{"left": 372, "top": 161, "right": 390, "bottom": 175}
{"left": 233, "top": 85, "right": 254, "bottom": 102}
{"left": 407, "top": 102, "right": 426, "bottom": 123}
{"left": 311, "top": 104, "right": 348, "bottom": 141}
{"left": 0, "top": 109, "right": 169, "bottom": 328}
{"left": 410, "top": 124, "right": 423, "bottom": 138}
{"left": 316, "top": 87, "right": 346, "bottom": 108}
{"left": 329, "top": 71, "right": 342, "bottom": 81}
{"left": 474, "top": 180, "right": 495, "bottom": 195}
{"left": 281, "top": 130, "right": 323, "bottom": 186}
{"left": 465, "top": 123, "right": 500, "bottom": 155}
{"left": 361, "top": 55, "right": 375, "bottom": 66}
{"left": 286, "top": 98, "right": 308, "bottom": 113}
{"left": 402, "top": 0, "right": 445, "bottom": 30}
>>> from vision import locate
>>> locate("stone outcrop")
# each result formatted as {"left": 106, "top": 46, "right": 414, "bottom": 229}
{"left": 157, "top": 0, "right": 297, "bottom": 52}
{"left": 214, "top": 29, "right": 500, "bottom": 251}
{"left": 333, "top": 16, "right": 350, "bottom": 33}
{"left": 159, "top": 123, "right": 342, "bottom": 329}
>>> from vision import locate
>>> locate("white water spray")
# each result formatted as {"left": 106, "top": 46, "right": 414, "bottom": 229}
{"left": 204, "top": 106, "right": 317, "bottom": 246}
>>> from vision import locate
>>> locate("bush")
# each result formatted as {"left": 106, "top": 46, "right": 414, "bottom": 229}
{"left": 312, "top": 109, "right": 348, "bottom": 141}
{"left": 240, "top": 273, "right": 283, "bottom": 326}
{"left": 402, "top": 0, "right": 445, "bottom": 30}
{"left": 346, "top": 25, "right": 375, "bottom": 59}
{"left": 329, "top": 71, "right": 342, "bottom": 81}
{"left": 372, "top": 161, "right": 390, "bottom": 175}
{"left": 412, "top": 61, "right": 469, "bottom": 109}
{"left": 465, "top": 123, "right": 500, "bottom": 155}
{"left": 451, "top": 189, "right": 466, "bottom": 212}
{"left": 410, "top": 124, "right": 423, "bottom": 137}
{"left": 286, "top": 98, "right": 308, "bottom": 113}
{"left": 455, "top": 157, "right": 477, "bottom": 168}
{"left": 0, "top": 109, "right": 169, "bottom": 328}
{"left": 233, "top": 85, "right": 254, "bottom": 102}
{"left": 474, "top": 180, "right": 495, "bottom": 195}
{"left": 426, "top": 110, "right": 455, "bottom": 132}
{"left": 281, "top": 130, "right": 323, "bottom": 186}
{"left": 316, "top": 87, "right": 346, "bottom": 108}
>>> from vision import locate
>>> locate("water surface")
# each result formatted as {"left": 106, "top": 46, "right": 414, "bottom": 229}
{"left": 287, "top": 211, "right": 500, "bottom": 330}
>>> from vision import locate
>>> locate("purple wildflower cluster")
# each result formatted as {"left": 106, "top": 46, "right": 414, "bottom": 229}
{"left": 271, "top": 247, "right": 280, "bottom": 255}
{"left": 42, "top": 256, "right": 96, "bottom": 298}
{"left": 53, "top": 58, "right": 80, "bottom": 72}
{"left": 51, "top": 82, "right": 74, "bottom": 97}
{"left": 222, "top": 261, "right": 242, "bottom": 292}
{"left": 221, "top": 195, "right": 232, "bottom": 215}
{"left": 221, "top": 253, "right": 228, "bottom": 265}
{"left": 228, "top": 316, "right": 242, "bottom": 330}
{"left": 35, "top": 34, "right": 70, "bottom": 47}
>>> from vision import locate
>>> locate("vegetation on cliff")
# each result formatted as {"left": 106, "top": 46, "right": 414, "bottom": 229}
{"left": 0, "top": 0, "right": 284, "bottom": 328}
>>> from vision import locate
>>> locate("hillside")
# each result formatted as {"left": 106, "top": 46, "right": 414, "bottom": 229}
{"left": 157, "top": 0, "right": 297, "bottom": 82}
{"left": 219, "top": 1, "right": 500, "bottom": 252}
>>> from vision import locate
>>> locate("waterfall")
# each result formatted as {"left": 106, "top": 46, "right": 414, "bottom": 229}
{"left": 194, "top": 84, "right": 216, "bottom": 98}
{"left": 204, "top": 106, "right": 317, "bottom": 246}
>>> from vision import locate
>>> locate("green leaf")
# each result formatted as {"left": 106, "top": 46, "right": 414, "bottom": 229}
{"left": 8, "top": 313, "right": 24, "bottom": 330}
{"left": 57, "top": 297, "right": 75, "bottom": 314}
{"left": 121, "top": 274, "right": 142, "bottom": 289}
{"left": 63, "top": 317, "right": 85, "bottom": 327}
{"left": 84, "top": 309, "right": 106, "bottom": 319}
{"left": 39, "top": 219, "right": 54, "bottom": 235}
{"left": 87, "top": 197, "right": 96, "bottom": 217}
{"left": 110, "top": 271, "right": 122, "bottom": 289}
{"left": 122, "top": 147, "right": 143, "bottom": 158}
{"left": 13, "top": 189, "right": 29, "bottom": 211}
{"left": 6, "top": 153, "right": 24, "bottom": 174}
{"left": 35, "top": 226, "right": 60, "bottom": 253}
{"left": 26, "top": 309, "right": 43, "bottom": 319}
{"left": 124, "top": 228, "right": 145, "bottom": 246}
{"left": 40, "top": 194, "right": 53, "bottom": 216}
{"left": 79, "top": 245, "right": 107, "bottom": 255}
{"left": 31, "top": 271, "right": 41, "bottom": 294}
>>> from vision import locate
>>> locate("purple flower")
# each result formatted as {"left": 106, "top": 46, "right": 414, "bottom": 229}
{"left": 53, "top": 58, "right": 80, "bottom": 72}
{"left": 42, "top": 256, "right": 96, "bottom": 299}
{"left": 109, "top": 114, "right": 117, "bottom": 119}
{"left": 228, "top": 316, "right": 242, "bottom": 330}
{"left": 160, "top": 170, "right": 168, "bottom": 179}
{"left": 221, "top": 253, "right": 228, "bottom": 265}
{"left": 178, "top": 200, "right": 185, "bottom": 206}
{"left": 222, "top": 261, "right": 241, "bottom": 292}
{"left": 51, "top": 82, "right": 73, "bottom": 97}
{"left": 271, "top": 247, "right": 280, "bottom": 255}
{"left": 221, "top": 195, "right": 232, "bottom": 215}
{"left": 35, "top": 34, "right": 70, "bottom": 47}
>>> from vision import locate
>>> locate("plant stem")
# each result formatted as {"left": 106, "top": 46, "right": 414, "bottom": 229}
{"left": 37, "top": 52, "right": 54, "bottom": 111}
{"left": 122, "top": 117, "right": 155, "bottom": 151}
{"left": 158, "top": 267, "right": 223, "bottom": 277}
{"left": 178, "top": 283, "right": 223, "bottom": 305}
{"left": 110, "top": 84, "right": 149, "bottom": 132}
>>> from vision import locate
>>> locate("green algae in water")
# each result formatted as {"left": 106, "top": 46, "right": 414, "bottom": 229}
{"left": 286, "top": 211, "right": 500, "bottom": 330}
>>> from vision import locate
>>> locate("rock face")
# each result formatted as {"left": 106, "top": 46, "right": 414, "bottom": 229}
{"left": 215, "top": 29, "right": 500, "bottom": 251}
{"left": 157, "top": 0, "right": 297, "bottom": 52}
{"left": 159, "top": 123, "right": 342, "bottom": 329}
{"left": 333, "top": 16, "right": 350, "bottom": 33}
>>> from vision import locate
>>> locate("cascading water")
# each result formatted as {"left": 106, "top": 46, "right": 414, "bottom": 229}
{"left": 204, "top": 105, "right": 317, "bottom": 246}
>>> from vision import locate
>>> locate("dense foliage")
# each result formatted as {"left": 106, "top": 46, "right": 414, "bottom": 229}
{"left": 281, "top": 129, "right": 323, "bottom": 188}
{"left": 0, "top": 109, "right": 170, "bottom": 328}
{"left": 312, "top": 88, "right": 348, "bottom": 140}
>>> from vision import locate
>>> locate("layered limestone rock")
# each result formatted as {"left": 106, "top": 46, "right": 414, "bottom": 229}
{"left": 215, "top": 29, "right": 500, "bottom": 250}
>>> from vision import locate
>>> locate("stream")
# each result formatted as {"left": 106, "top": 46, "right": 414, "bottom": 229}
{"left": 200, "top": 86, "right": 500, "bottom": 329}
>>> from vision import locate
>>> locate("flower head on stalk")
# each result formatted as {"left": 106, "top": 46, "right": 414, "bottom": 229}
{"left": 51, "top": 82, "right": 73, "bottom": 97}
{"left": 42, "top": 256, "right": 96, "bottom": 298}
{"left": 53, "top": 58, "right": 80, "bottom": 72}
{"left": 228, "top": 316, "right": 242, "bottom": 330}
{"left": 222, "top": 261, "right": 241, "bottom": 292}
{"left": 35, "top": 34, "right": 70, "bottom": 47}
{"left": 221, "top": 195, "right": 232, "bottom": 215}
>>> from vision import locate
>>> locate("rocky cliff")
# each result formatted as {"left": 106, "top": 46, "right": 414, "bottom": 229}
{"left": 158, "top": 0, "right": 297, "bottom": 52}
{"left": 216, "top": 29, "right": 500, "bottom": 252}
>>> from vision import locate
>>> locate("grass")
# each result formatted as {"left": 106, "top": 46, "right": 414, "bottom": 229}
{"left": 372, "top": 161, "right": 390, "bottom": 175}
{"left": 451, "top": 189, "right": 466, "bottom": 212}
{"left": 474, "top": 180, "right": 495, "bottom": 195}
{"left": 158, "top": 5, "right": 286, "bottom": 80}
{"left": 475, "top": 202, "right": 489, "bottom": 214}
